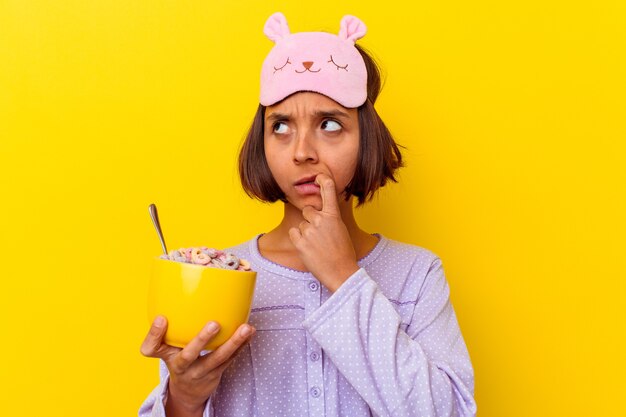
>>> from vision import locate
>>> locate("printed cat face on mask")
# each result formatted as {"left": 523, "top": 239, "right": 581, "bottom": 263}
{"left": 260, "top": 12, "right": 368, "bottom": 108}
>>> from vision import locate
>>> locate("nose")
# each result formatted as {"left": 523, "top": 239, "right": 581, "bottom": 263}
{"left": 293, "top": 130, "right": 318, "bottom": 164}
{"left": 302, "top": 61, "right": 314, "bottom": 70}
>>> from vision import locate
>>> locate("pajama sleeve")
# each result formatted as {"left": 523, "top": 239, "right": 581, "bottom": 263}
{"left": 301, "top": 257, "right": 477, "bottom": 417}
{"left": 138, "top": 358, "right": 215, "bottom": 417}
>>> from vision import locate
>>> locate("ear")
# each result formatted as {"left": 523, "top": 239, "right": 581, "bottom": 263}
{"left": 338, "top": 15, "right": 367, "bottom": 43}
{"left": 264, "top": 12, "right": 291, "bottom": 43}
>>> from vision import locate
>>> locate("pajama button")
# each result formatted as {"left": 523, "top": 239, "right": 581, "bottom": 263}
{"left": 310, "top": 352, "right": 320, "bottom": 361}
{"left": 308, "top": 281, "right": 319, "bottom": 291}
{"left": 310, "top": 386, "right": 321, "bottom": 398}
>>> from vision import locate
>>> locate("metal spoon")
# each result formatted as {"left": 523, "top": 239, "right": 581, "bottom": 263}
{"left": 148, "top": 203, "right": 168, "bottom": 255}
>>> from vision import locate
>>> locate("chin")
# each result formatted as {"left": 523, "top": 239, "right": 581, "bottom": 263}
{"left": 287, "top": 195, "right": 323, "bottom": 211}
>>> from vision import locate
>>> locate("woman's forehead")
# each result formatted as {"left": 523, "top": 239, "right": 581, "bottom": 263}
{"left": 265, "top": 92, "right": 356, "bottom": 119}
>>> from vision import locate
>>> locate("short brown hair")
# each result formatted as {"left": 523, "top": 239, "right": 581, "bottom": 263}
{"left": 238, "top": 44, "right": 404, "bottom": 207}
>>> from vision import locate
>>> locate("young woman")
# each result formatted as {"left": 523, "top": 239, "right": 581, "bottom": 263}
{"left": 140, "top": 12, "right": 476, "bottom": 417}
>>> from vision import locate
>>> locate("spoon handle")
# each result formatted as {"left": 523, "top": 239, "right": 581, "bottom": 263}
{"left": 148, "top": 203, "right": 168, "bottom": 255}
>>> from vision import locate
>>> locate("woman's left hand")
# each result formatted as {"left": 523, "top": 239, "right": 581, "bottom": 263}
{"left": 288, "top": 173, "right": 360, "bottom": 292}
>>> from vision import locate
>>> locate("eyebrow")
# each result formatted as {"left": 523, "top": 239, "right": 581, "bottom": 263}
{"left": 265, "top": 109, "right": 351, "bottom": 123}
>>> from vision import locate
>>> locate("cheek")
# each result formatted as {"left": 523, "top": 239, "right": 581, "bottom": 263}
{"left": 264, "top": 158, "right": 281, "bottom": 183}
{"left": 263, "top": 142, "right": 279, "bottom": 175}
{"left": 332, "top": 154, "right": 359, "bottom": 190}
{"left": 264, "top": 150, "right": 290, "bottom": 189}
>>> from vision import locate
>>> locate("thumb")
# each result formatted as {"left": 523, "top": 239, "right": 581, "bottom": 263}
{"left": 140, "top": 315, "right": 168, "bottom": 357}
{"left": 315, "top": 173, "right": 339, "bottom": 215}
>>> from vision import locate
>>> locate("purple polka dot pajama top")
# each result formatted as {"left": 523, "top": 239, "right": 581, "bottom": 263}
{"left": 139, "top": 233, "right": 477, "bottom": 416}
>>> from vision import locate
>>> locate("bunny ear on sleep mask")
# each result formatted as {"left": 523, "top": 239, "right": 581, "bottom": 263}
{"left": 338, "top": 15, "right": 367, "bottom": 43}
{"left": 259, "top": 12, "right": 368, "bottom": 108}
{"left": 263, "top": 11, "right": 291, "bottom": 42}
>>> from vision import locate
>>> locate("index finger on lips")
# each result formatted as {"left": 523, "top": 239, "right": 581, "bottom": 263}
{"left": 315, "top": 173, "right": 339, "bottom": 215}
{"left": 170, "top": 321, "right": 221, "bottom": 373}
{"left": 202, "top": 324, "right": 256, "bottom": 370}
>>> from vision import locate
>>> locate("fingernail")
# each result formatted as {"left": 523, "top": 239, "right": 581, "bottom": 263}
{"left": 205, "top": 322, "right": 219, "bottom": 333}
{"left": 154, "top": 316, "right": 165, "bottom": 327}
{"left": 240, "top": 325, "right": 253, "bottom": 337}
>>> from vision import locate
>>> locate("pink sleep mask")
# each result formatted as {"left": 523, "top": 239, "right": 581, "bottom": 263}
{"left": 260, "top": 12, "right": 368, "bottom": 108}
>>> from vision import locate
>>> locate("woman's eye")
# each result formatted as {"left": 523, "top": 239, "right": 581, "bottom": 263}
{"left": 273, "top": 122, "right": 289, "bottom": 134}
{"left": 321, "top": 120, "right": 341, "bottom": 132}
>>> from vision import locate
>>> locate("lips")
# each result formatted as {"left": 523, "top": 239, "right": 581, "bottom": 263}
{"left": 294, "top": 174, "right": 319, "bottom": 186}
{"left": 294, "top": 174, "right": 321, "bottom": 196}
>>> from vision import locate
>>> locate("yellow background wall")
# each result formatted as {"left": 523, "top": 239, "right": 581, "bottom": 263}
{"left": 1, "top": 1, "right": 624, "bottom": 416}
